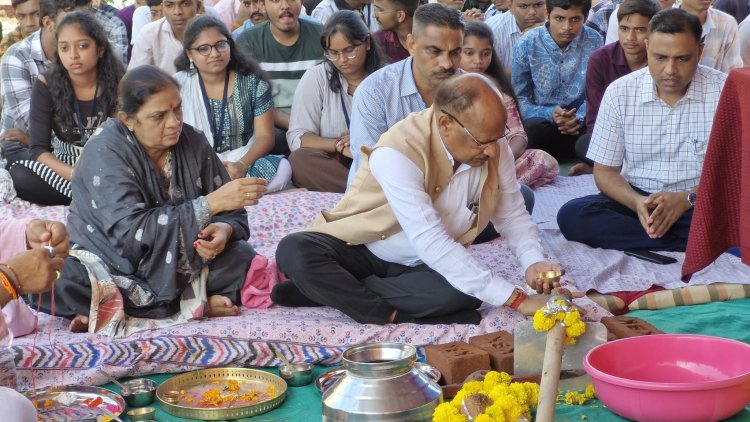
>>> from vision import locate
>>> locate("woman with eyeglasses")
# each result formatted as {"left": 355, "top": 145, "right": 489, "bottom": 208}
{"left": 174, "top": 15, "right": 291, "bottom": 192}
{"left": 459, "top": 21, "right": 559, "bottom": 188}
{"left": 286, "top": 10, "right": 385, "bottom": 193}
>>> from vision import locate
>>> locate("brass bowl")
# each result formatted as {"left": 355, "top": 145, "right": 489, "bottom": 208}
{"left": 156, "top": 367, "right": 287, "bottom": 420}
{"left": 126, "top": 406, "right": 156, "bottom": 421}
{"left": 536, "top": 269, "right": 565, "bottom": 284}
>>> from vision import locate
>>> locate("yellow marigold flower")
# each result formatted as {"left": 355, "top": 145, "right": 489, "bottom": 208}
{"left": 533, "top": 310, "right": 556, "bottom": 331}
{"left": 474, "top": 414, "right": 495, "bottom": 422}
{"left": 483, "top": 371, "right": 502, "bottom": 390}
{"left": 432, "top": 403, "right": 467, "bottom": 422}
{"left": 585, "top": 384, "right": 596, "bottom": 399}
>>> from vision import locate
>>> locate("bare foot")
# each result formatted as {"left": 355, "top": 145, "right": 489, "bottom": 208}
{"left": 567, "top": 162, "right": 593, "bottom": 176}
{"left": 206, "top": 295, "right": 240, "bottom": 317}
{"left": 69, "top": 314, "right": 89, "bottom": 332}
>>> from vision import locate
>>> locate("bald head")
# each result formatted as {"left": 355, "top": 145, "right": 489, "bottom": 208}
{"left": 434, "top": 73, "right": 506, "bottom": 128}
{"left": 435, "top": 74, "right": 508, "bottom": 167}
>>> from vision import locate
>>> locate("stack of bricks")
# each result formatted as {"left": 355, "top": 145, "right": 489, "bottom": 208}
{"left": 424, "top": 331, "right": 515, "bottom": 385}
{"left": 601, "top": 316, "right": 664, "bottom": 341}
{"left": 424, "top": 317, "right": 664, "bottom": 385}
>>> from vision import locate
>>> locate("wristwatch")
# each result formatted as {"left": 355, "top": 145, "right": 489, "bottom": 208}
{"left": 687, "top": 191, "right": 697, "bottom": 207}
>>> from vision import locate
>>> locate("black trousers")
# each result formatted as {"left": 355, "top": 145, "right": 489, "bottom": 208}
{"left": 523, "top": 117, "right": 580, "bottom": 160}
{"left": 1, "top": 140, "right": 30, "bottom": 168}
{"left": 275, "top": 232, "right": 482, "bottom": 324}
{"left": 36, "top": 240, "right": 255, "bottom": 319}
{"left": 574, "top": 133, "right": 594, "bottom": 166}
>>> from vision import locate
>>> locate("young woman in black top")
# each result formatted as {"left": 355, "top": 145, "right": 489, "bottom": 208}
{"left": 10, "top": 11, "right": 125, "bottom": 205}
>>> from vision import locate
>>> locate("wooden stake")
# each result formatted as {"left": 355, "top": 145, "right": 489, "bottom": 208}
{"left": 536, "top": 321, "right": 566, "bottom": 422}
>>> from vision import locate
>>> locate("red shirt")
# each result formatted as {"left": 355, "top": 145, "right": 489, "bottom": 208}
{"left": 372, "top": 30, "right": 410, "bottom": 64}
{"left": 585, "top": 41, "right": 633, "bottom": 133}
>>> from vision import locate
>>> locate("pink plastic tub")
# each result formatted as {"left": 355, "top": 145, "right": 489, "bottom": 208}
{"left": 583, "top": 334, "right": 750, "bottom": 422}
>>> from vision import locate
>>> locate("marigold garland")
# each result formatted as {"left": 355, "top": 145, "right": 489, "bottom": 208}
{"left": 432, "top": 371, "right": 539, "bottom": 422}
{"left": 532, "top": 299, "right": 586, "bottom": 344}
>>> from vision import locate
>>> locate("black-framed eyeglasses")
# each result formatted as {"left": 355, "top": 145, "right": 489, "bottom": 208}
{"left": 190, "top": 40, "right": 230, "bottom": 56}
{"left": 441, "top": 109, "right": 510, "bottom": 149}
{"left": 324, "top": 43, "right": 363, "bottom": 61}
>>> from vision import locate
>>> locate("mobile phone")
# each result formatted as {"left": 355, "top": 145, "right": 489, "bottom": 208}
{"left": 624, "top": 250, "right": 678, "bottom": 265}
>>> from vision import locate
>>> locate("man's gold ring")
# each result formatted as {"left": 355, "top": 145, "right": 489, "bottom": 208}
{"left": 55, "top": 270, "right": 61, "bottom": 280}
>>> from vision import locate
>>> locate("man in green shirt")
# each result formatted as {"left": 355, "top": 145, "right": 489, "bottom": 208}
{"left": 236, "top": 0, "right": 324, "bottom": 155}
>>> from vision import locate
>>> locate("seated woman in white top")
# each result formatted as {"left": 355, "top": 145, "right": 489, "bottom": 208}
{"left": 287, "top": 10, "right": 385, "bottom": 193}
{"left": 175, "top": 15, "right": 291, "bottom": 192}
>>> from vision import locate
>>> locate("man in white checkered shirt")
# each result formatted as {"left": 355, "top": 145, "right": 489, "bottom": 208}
{"left": 557, "top": 8, "right": 727, "bottom": 252}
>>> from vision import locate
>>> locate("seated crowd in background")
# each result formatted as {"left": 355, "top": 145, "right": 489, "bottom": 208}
{"left": 0, "top": 0, "right": 745, "bottom": 331}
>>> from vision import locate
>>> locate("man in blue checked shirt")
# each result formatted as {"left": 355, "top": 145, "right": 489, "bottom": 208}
{"left": 511, "top": 0, "right": 601, "bottom": 160}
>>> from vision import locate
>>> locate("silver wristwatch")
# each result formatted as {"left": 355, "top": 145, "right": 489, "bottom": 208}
{"left": 687, "top": 191, "right": 697, "bottom": 207}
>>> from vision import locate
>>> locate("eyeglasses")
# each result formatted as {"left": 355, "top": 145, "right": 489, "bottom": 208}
{"left": 324, "top": 43, "right": 362, "bottom": 61}
{"left": 441, "top": 109, "right": 510, "bottom": 149}
{"left": 190, "top": 40, "right": 230, "bottom": 56}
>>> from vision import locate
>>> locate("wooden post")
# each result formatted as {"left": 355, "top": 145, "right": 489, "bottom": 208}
{"left": 536, "top": 321, "right": 566, "bottom": 422}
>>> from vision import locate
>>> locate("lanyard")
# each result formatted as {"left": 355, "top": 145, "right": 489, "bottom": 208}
{"left": 73, "top": 82, "right": 98, "bottom": 144}
{"left": 339, "top": 92, "right": 350, "bottom": 129}
{"left": 198, "top": 68, "right": 230, "bottom": 144}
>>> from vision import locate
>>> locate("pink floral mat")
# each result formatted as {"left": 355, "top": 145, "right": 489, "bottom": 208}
{"left": 3, "top": 176, "right": 747, "bottom": 391}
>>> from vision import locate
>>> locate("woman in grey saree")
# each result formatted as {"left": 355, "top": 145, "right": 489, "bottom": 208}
{"left": 39, "top": 66, "right": 267, "bottom": 332}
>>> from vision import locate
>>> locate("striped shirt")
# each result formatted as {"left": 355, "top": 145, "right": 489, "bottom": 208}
{"left": 0, "top": 30, "right": 51, "bottom": 134}
{"left": 236, "top": 20, "right": 324, "bottom": 114}
{"left": 588, "top": 65, "right": 727, "bottom": 193}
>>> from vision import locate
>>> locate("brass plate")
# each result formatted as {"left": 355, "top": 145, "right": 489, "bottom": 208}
{"left": 156, "top": 367, "right": 287, "bottom": 420}
{"left": 28, "top": 385, "right": 125, "bottom": 421}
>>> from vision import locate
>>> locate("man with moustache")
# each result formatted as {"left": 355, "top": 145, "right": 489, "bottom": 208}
{"left": 569, "top": 0, "right": 659, "bottom": 176}
{"left": 272, "top": 74, "right": 563, "bottom": 325}
{"left": 237, "top": 0, "right": 324, "bottom": 155}
{"left": 486, "top": 0, "right": 547, "bottom": 75}
{"left": 346, "top": 3, "right": 463, "bottom": 184}
{"left": 511, "top": 0, "right": 602, "bottom": 160}
{"left": 232, "top": 0, "right": 268, "bottom": 38}
{"left": 557, "top": 9, "right": 727, "bottom": 252}
{"left": 130, "top": 0, "right": 201, "bottom": 74}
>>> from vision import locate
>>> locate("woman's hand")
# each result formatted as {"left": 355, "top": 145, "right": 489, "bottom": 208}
{"left": 26, "top": 219, "right": 69, "bottom": 258}
{"left": 7, "top": 248, "right": 65, "bottom": 295}
{"left": 207, "top": 177, "right": 267, "bottom": 214}
{"left": 194, "top": 222, "right": 232, "bottom": 261}
{"left": 335, "top": 132, "right": 350, "bottom": 155}
{"left": 224, "top": 160, "right": 250, "bottom": 181}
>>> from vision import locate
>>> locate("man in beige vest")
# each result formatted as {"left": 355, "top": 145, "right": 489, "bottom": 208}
{"left": 273, "top": 74, "right": 563, "bottom": 325}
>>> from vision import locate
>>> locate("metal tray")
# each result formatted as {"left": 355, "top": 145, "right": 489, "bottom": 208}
{"left": 156, "top": 367, "right": 287, "bottom": 420}
{"left": 28, "top": 385, "right": 125, "bottom": 421}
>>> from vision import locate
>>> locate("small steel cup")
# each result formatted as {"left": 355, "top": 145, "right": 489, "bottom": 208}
{"left": 279, "top": 362, "right": 315, "bottom": 387}
{"left": 126, "top": 406, "right": 156, "bottom": 421}
{"left": 122, "top": 378, "right": 157, "bottom": 407}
